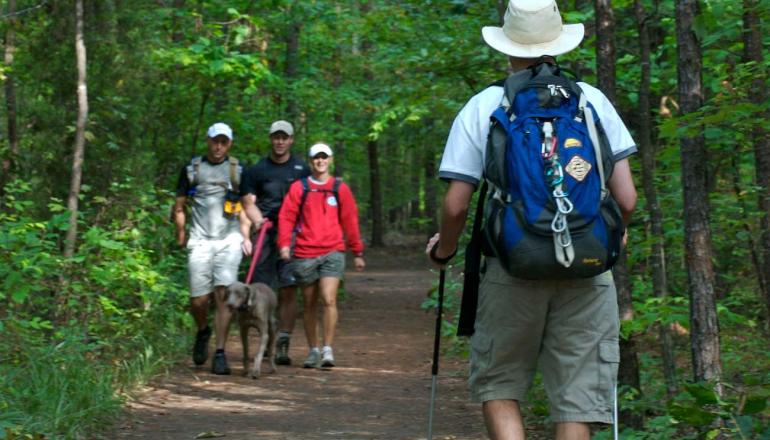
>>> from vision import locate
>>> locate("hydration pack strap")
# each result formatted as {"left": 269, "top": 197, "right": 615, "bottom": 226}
{"left": 578, "top": 90, "right": 608, "bottom": 199}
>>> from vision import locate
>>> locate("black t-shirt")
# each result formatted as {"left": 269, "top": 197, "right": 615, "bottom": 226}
{"left": 240, "top": 154, "right": 311, "bottom": 220}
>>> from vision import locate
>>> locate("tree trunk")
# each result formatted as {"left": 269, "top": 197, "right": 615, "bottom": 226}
{"left": 1, "top": 0, "right": 19, "bottom": 195}
{"left": 613, "top": 250, "right": 643, "bottom": 428}
{"left": 283, "top": 1, "right": 301, "bottom": 123}
{"left": 410, "top": 148, "right": 421, "bottom": 219}
{"left": 367, "top": 138, "right": 384, "bottom": 246}
{"left": 360, "top": 0, "right": 383, "bottom": 247}
{"left": 424, "top": 137, "right": 438, "bottom": 236}
{"left": 635, "top": 0, "right": 677, "bottom": 398}
{"left": 595, "top": 0, "right": 642, "bottom": 427}
{"left": 495, "top": 0, "right": 506, "bottom": 25}
{"left": 594, "top": 0, "right": 616, "bottom": 104}
{"left": 675, "top": 0, "right": 722, "bottom": 387}
{"left": 64, "top": 0, "right": 89, "bottom": 258}
{"left": 190, "top": 90, "right": 210, "bottom": 158}
{"left": 743, "top": 0, "right": 770, "bottom": 328}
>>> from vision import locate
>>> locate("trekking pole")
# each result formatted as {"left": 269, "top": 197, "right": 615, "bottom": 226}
{"left": 427, "top": 269, "right": 446, "bottom": 440}
{"left": 245, "top": 220, "right": 273, "bottom": 284}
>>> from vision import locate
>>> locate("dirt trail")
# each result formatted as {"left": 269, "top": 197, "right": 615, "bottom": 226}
{"left": 117, "top": 246, "right": 486, "bottom": 440}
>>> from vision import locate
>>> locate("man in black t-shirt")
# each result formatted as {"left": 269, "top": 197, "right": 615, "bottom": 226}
{"left": 240, "top": 120, "right": 310, "bottom": 366}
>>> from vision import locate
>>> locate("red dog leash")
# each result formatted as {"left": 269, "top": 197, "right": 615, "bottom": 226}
{"left": 245, "top": 220, "right": 273, "bottom": 284}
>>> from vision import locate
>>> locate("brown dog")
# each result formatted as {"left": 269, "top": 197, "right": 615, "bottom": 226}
{"left": 225, "top": 281, "right": 278, "bottom": 379}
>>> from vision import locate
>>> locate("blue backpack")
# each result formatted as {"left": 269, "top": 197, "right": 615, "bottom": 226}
{"left": 482, "top": 62, "right": 623, "bottom": 280}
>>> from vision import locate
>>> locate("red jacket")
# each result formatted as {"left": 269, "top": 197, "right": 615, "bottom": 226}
{"left": 277, "top": 177, "right": 364, "bottom": 258}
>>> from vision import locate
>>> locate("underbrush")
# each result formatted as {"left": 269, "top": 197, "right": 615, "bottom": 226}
{"left": 0, "top": 180, "right": 189, "bottom": 439}
{"left": 424, "top": 255, "right": 770, "bottom": 439}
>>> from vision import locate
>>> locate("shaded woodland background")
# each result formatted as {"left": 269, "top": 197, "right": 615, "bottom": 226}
{"left": 0, "top": 0, "right": 768, "bottom": 438}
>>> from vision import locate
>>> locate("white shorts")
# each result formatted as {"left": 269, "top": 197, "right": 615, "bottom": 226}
{"left": 187, "top": 234, "right": 243, "bottom": 297}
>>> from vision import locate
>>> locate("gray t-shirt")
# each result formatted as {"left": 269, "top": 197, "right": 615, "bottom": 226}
{"left": 176, "top": 157, "right": 241, "bottom": 240}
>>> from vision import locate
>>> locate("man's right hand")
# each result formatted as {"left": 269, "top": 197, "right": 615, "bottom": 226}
{"left": 279, "top": 247, "right": 291, "bottom": 261}
{"left": 242, "top": 238, "right": 253, "bottom": 256}
{"left": 176, "top": 230, "right": 186, "bottom": 247}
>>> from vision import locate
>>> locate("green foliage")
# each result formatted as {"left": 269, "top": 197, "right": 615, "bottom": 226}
{"left": 0, "top": 180, "right": 189, "bottom": 439}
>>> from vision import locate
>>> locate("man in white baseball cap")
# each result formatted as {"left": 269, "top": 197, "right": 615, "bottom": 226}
{"left": 173, "top": 121, "right": 243, "bottom": 375}
{"left": 426, "top": 1, "right": 637, "bottom": 439}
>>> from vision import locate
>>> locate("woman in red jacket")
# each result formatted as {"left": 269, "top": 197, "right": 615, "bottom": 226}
{"left": 278, "top": 143, "right": 365, "bottom": 369}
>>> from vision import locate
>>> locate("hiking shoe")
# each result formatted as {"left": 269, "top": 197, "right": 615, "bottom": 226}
{"left": 321, "top": 347, "right": 335, "bottom": 368}
{"left": 192, "top": 326, "right": 212, "bottom": 366}
{"left": 303, "top": 349, "right": 320, "bottom": 369}
{"left": 275, "top": 335, "right": 292, "bottom": 365}
{"left": 211, "top": 352, "right": 231, "bottom": 375}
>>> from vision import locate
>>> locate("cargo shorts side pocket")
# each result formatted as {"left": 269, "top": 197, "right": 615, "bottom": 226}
{"left": 598, "top": 340, "right": 620, "bottom": 405}
{"left": 469, "top": 330, "right": 493, "bottom": 388}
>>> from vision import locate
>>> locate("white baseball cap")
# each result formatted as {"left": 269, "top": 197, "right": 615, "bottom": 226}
{"left": 269, "top": 120, "right": 294, "bottom": 136}
{"left": 308, "top": 143, "right": 333, "bottom": 158}
{"left": 482, "top": 0, "right": 584, "bottom": 58}
{"left": 207, "top": 122, "right": 233, "bottom": 140}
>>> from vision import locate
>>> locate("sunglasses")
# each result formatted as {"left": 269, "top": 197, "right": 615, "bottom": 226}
{"left": 312, "top": 153, "right": 330, "bottom": 159}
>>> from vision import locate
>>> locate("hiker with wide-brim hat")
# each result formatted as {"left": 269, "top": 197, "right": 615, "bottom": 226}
{"left": 426, "top": 0, "right": 638, "bottom": 438}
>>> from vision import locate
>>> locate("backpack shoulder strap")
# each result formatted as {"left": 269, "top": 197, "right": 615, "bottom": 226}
{"left": 332, "top": 177, "right": 343, "bottom": 225}
{"left": 457, "top": 181, "right": 488, "bottom": 337}
{"left": 575, "top": 85, "right": 608, "bottom": 199}
{"left": 502, "top": 69, "right": 533, "bottom": 113}
{"left": 295, "top": 177, "right": 310, "bottom": 229}
{"left": 332, "top": 177, "right": 342, "bottom": 196}
{"left": 186, "top": 156, "right": 203, "bottom": 187}
{"left": 228, "top": 156, "right": 241, "bottom": 192}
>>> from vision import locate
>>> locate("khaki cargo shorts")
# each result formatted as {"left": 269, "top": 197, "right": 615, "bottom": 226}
{"left": 469, "top": 257, "right": 619, "bottom": 424}
{"left": 187, "top": 233, "right": 243, "bottom": 297}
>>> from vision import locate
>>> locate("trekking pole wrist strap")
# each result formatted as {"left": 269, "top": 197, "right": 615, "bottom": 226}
{"left": 430, "top": 241, "right": 457, "bottom": 265}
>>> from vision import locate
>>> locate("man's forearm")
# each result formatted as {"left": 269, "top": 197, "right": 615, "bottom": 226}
{"left": 241, "top": 195, "right": 264, "bottom": 224}
{"left": 436, "top": 180, "right": 475, "bottom": 257}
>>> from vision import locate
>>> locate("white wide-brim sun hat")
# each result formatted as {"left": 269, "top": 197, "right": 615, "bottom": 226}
{"left": 482, "top": 0, "right": 585, "bottom": 58}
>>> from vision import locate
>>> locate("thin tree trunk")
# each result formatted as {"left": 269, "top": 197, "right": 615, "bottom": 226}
{"left": 1, "top": 0, "right": 19, "bottom": 195}
{"left": 595, "top": 0, "right": 642, "bottom": 427}
{"left": 410, "top": 148, "right": 421, "bottom": 219}
{"left": 594, "top": 0, "right": 616, "bottom": 104}
{"left": 367, "top": 138, "right": 384, "bottom": 246}
{"left": 190, "top": 90, "right": 210, "bottom": 158}
{"left": 743, "top": 0, "right": 770, "bottom": 329}
{"left": 495, "top": 0, "right": 506, "bottom": 25}
{"left": 424, "top": 135, "right": 437, "bottom": 236}
{"left": 675, "top": 0, "right": 722, "bottom": 387}
{"left": 360, "top": 0, "right": 383, "bottom": 247}
{"left": 332, "top": 29, "right": 344, "bottom": 176}
{"left": 284, "top": 1, "right": 301, "bottom": 122}
{"left": 635, "top": 0, "right": 677, "bottom": 398}
{"left": 64, "top": 0, "right": 89, "bottom": 258}
{"left": 613, "top": 250, "right": 643, "bottom": 428}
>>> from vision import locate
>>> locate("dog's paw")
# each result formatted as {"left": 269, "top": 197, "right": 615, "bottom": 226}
{"left": 249, "top": 369, "right": 261, "bottom": 379}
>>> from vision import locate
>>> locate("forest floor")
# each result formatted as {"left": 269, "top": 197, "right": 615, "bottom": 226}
{"left": 115, "top": 244, "right": 493, "bottom": 440}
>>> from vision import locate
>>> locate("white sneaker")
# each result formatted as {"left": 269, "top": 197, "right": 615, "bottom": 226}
{"left": 321, "top": 347, "right": 335, "bottom": 367}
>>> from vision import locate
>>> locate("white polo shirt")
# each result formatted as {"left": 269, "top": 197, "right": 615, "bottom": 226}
{"left": 438, "top": 82, "right": 637, "bottom": 187}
